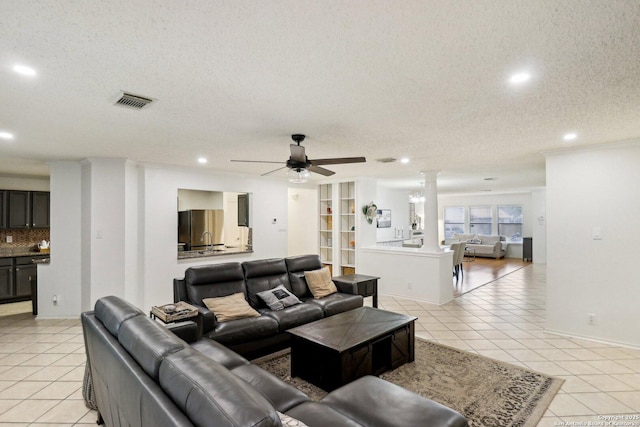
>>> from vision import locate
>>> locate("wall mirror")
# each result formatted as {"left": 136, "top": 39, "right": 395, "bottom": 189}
{"left": 177, "top": 189, "right": 252, "bottom": 254}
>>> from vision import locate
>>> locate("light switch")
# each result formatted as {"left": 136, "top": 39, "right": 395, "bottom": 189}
{"left": 592, "top": 227, "right": 602, "bottom": 240}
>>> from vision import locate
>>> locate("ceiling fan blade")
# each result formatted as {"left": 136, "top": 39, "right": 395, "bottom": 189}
{"left": 309, "top": 157, "right": 366, "bottom": 166}
{"left": 290, "top": 144, "right": 306, "bottom": 162}
{"left": 230, "top": 160, "right": 284, "bottom": 164}
{"left": 308, "top": 165, "right": 335, "bottom": 176}
{"left": 261, "top": 166, "right": 287, "bottom": 176}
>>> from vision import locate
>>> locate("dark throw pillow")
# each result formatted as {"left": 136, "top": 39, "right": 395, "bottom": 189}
{"left": 257, "top": 285, "right": 302, "bottom": 311}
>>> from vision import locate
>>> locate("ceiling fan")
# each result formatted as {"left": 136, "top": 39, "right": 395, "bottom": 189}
{"left": 231, "top": 134, "right": 366, "bottom": 183}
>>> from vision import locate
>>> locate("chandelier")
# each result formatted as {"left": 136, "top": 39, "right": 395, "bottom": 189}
{"left": 409, "top": 193, "right": 425, "bottom": 203}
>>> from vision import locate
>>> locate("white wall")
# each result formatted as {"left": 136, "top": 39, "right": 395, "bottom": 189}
{"left": 177, "top": 189, "right": 224, "bottom": 210}
{"left": 0, "top": 175, "right": 49, "bottom": 191}
{"left": 546, "top": 141, "right": 640, "bottom": 347}
{"left": 287, "top": 186, "right": 318, "bottom": 256}
{"left": 37, "top": 162, "right": 81, "bottom": 317}
{"left": 375, "top": 186, "right": 410, "bottom": 241}
{"left": 359, "top": 247, "right": 454, "bottom": 305}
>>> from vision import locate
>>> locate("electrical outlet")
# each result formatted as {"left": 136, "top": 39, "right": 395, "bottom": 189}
{"left": 587, "top": 313, "right": 596, "bottom": 325}
{"left": 407, "top": 282, "right": 413, "bottom": 290}
{"left": 6, "top": 236, "right": 12, "bottom": 243}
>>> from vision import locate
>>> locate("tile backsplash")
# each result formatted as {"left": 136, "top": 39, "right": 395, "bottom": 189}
{"left": 0, "top": 229, "right": 50, "bottom": 249}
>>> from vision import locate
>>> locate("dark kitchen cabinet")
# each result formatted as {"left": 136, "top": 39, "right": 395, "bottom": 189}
{"left": 0, "top": 259, "right": 12, "bottom": 299}
{"left": 7, "top": 191, "right": 30, "bottom": 229}
{"left": 31, "top": 192, "right": 50, "bottom": 228}
{"left": 0, "top": 256, "right": 46, "bottom": 303}
{"left": 2, "top": 190, "right": 50, "bottom": 229}
{"left": 15, "top": 257, "right": 37, "bottom": 297}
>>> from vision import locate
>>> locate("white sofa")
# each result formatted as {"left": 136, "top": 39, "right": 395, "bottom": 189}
{"left": 446, "top": 234, "right": 506, "bottom": 259}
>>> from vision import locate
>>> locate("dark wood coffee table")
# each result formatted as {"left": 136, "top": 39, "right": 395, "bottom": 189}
{"left": 287, "top": 307, "right": 416, "bottom": 391}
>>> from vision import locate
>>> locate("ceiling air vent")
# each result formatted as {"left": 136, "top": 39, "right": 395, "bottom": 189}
{"left": 115, "top": 92, "right": 154, "bottom": 110}
{"left": 376, "top": 157, "right": 397, "bottom": 163}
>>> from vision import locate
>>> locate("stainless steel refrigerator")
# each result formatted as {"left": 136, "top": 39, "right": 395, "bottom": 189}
{"left": 178, "top": 209, "right": 224, "bottom": 250}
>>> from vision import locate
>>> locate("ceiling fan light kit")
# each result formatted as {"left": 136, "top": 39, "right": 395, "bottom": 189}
{"left": 231, "top": 134, "right": 366, "bottom": 183}
{"left": 288, "top": 168, "right": 310, "bottom": 184}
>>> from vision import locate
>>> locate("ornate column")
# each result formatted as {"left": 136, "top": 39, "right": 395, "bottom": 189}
{"left": 420, "top": 170, "right": 441, "bottom": 252}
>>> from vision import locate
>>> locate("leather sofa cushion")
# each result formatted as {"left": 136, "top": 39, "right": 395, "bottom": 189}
{"left": 119, "top": 315, "right": 185, "bottom": 380}
{"left": 185, "top": 262, "right": 246, "bottom": 306}
{"left": 287, "top": 402, "right": 361, "bottom": 427}
{"left": 160, "top": 348, "right": 281, "bottom": 427}
{"left": 261, "top": 303, "right": 323, "bottom": 332}
{"left": 305, "top": 293, "right": 363, "bottom": 317}
{"left": 231, "top": 364, "right": 309, "bottom": 412}
{"left": 285, "top": 255, "right": 322, "bottom": 298}
{"left": 205, "top": 315, "right": 279, "bottom": 345}
{"left": 320, "top": 376, "right": 468, "bottom": 427}
{"left": 94, "top": 295, "right": 144, "bottom": 337}
{"left": 243, "top": 259, "right": 293, "bottom": 308}
{"left": 191, "top": 339, "right": 250, "bottom": 370}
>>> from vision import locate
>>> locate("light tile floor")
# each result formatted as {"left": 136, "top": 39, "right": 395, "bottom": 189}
{"left": 0, "top": 301, "right": 96, "bottom": 426}
{"left": 0, "top": 263, "right": 637, "bottom": 426}
{"left": 376, "top": 263, "right": 640, "bottom": 426}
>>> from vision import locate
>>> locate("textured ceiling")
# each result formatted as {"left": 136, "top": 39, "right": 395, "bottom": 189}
{"left": 1, "top": 1, "right": 639, "bottom": 194}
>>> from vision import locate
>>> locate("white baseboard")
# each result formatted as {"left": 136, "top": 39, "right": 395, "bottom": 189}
{"left": 544, "top": 328, "right": 640, "bottom": 351}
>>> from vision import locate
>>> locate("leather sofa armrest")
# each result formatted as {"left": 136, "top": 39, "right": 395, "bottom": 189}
{"left": 173, "top": 278, "right": 188, "bottom": 303}
{"left": 166, "top": 320, "right": 200, "bottom": 343}
{"left": 196, "top": 305, "right": 217, "bottom": 336}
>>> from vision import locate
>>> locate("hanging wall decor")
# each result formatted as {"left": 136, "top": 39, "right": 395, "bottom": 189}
{"left": 362, "top": 201, "right": 378, "bottom": 224}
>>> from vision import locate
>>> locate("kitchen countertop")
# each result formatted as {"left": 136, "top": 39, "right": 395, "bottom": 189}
{"left": 178, "top": 246, "right": 253, "bottom": 260}
{"left": 0, "top": 247, "right": 50, "bottom": 258}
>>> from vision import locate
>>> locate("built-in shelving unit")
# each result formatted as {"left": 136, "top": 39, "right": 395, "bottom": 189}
{"left": 339, "top": 181, "right": 356, "bottom": 275}
{"left": 318, "top": 183, "right": 333, "bottom": 274}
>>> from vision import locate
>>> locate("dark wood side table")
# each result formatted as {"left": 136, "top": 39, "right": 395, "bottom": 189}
{"left": 150, "top": 301, "right": 198, "bottom": 324}
{"left": 523, "top": 237, "right": 533, "bottom": 262}
{"left": 332, "top": 274, "right": 379, "bottom": 308}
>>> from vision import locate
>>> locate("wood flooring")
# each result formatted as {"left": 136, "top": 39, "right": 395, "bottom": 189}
{"left": 453, "top": 256, "right": 530, "bottom": 297}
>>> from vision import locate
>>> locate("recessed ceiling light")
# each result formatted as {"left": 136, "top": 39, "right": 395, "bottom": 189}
{"left": 13, "top": 65, "right": 36, "bottom": 76}
{"left": 563, "top": 132, "right": 577, "bottom": 141}
{"left": 509, "top": 72, "right": 531, "bottom": 85}
{"left": 400, "top": 158, "right": 410, "bottom": 164}
{"left": 0, "top": 131, "right": 15, "bottom": 140}
{"left": 197, "top": 157, "right": 207, "bottom": 164}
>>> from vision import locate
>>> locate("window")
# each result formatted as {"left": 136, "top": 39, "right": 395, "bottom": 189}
{"left": 498, "top": 205, "right": 523, "bottom": 241}
{"left": 469, "top": 206, "right": 492, "bottom": 235}
{"left": 444, "top": 207, "right": 465, "bottom": 239}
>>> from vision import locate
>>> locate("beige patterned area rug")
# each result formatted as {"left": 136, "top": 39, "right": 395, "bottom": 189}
{"left": 255, "top": 338, "right": 563, "bottom": 427}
